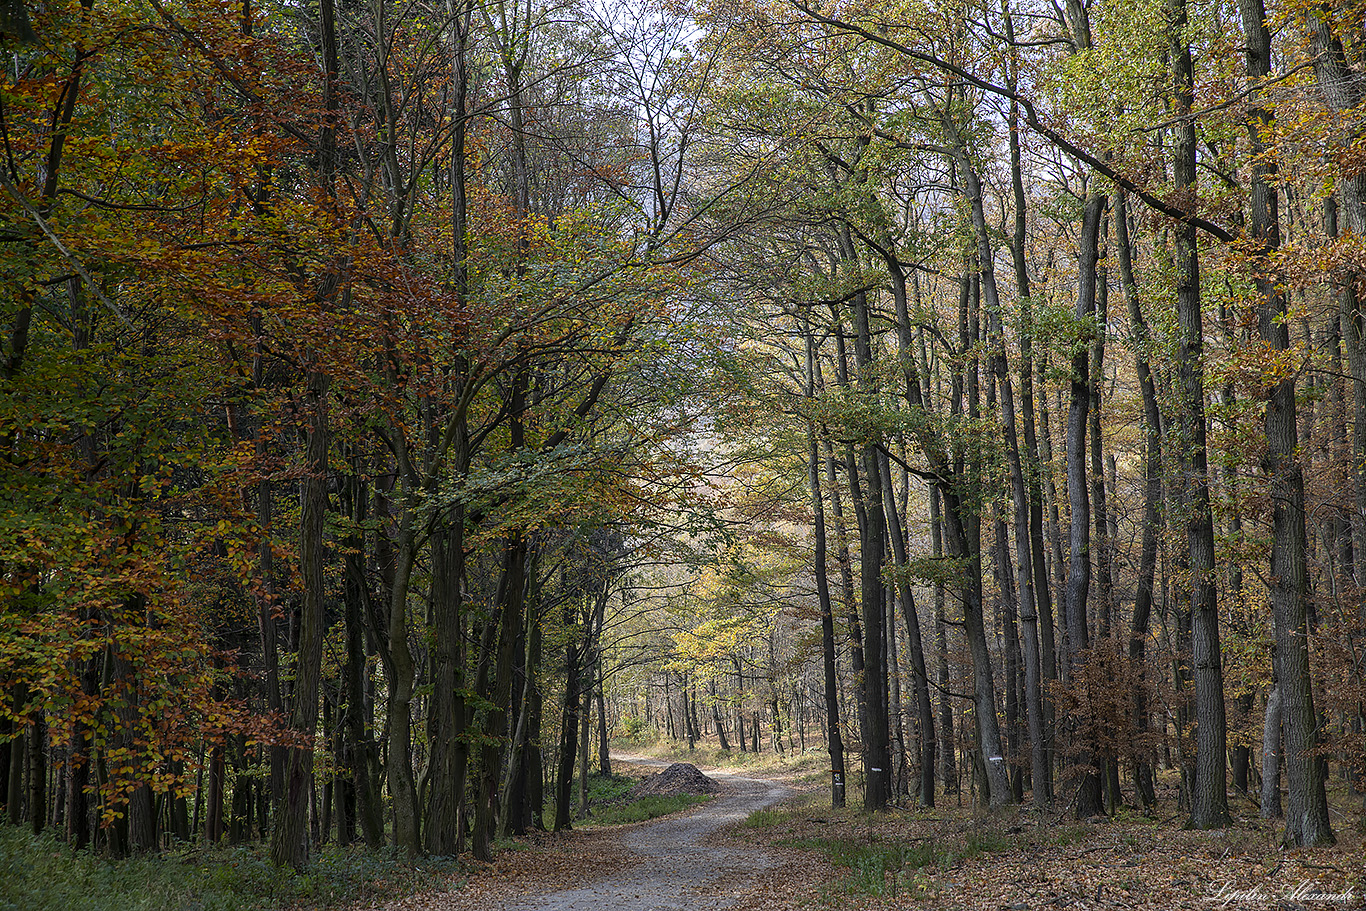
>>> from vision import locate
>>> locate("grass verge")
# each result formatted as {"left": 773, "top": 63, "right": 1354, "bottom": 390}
{"left": 742, "top": 803, "right": 1016, "bottom": 900}
{"left": 0, "top": 826, "right": 464, "bottom": 911}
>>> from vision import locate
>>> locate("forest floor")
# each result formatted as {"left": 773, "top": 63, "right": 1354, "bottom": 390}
{"left": 370, "top": 746, "right": 1365, "bottom": 911}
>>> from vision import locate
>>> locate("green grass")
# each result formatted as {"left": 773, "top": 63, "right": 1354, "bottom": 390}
{"left": 0, "top": 826, "right": 464, "bottom": 911}
{"left": 740, "top": 791, "right": 824, "bottom": 832}
{"left": 567, "top": 772, "right": 714, "bottom": 828}
{"left": 585, "top": 793, "right": 710, "bottom": 826}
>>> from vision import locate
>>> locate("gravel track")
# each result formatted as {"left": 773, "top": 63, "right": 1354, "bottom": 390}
{"left": 491, "top": 756, "right": 790, "bottom": 911}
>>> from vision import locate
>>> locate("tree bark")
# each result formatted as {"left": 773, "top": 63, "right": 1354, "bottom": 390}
{"left": 1241, "top": 0, "right": 1334, "bottom": 845}
{"left": 271, "top": 371, "right": 330, "bottom": 869}
{"left": 805, "top": 344, "right": 847, "bottom": 805}
{"left": 1170, "top": 0, "right": 1229, "bottom": 827}
{"left": 1065, "top": 191, "right": 1105, "bottom": 818}
{"left": 1116, "top": 190, "right": 1159, "bottom": 810}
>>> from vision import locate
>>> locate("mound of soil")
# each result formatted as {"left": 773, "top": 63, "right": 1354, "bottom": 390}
{"left": 630, "top": 763, "right": 720, "bottom": 798}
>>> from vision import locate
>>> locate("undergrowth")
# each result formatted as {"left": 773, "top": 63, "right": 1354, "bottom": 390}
{"left": 0, "top": 826, "right": 464, "bottom": 911}
{"left": 741, "top": 799, "right": 1025, "bottom": 900}
{"left": 780, "top": 829, "right": 1018, "bottom": 899}
{"left": 585, "top": 793, "right": 711, "bottom": 826}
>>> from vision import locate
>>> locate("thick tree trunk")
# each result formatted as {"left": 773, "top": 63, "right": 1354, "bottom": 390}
{"left": 206, "top": 741, "right": 225, "bottom": 843}
{"left": 271, "top": 371, "right": 330, "bottom": 869}
{"left": 1170, "top": 0, "right": 1229, "bottom": 828}
{"left": 384, "top": 517, "right": 421, "bottom": 853}
{"left": 1241, "top": 0, "right": 1334, "bottom": 845}
{"left": 1091, "top": 231, "right": 1114, "bottom": 641}
{"left": 426, "top": 516, "right": 467, "bottom": 854}
{"left": 27, "top": 716, "right": 44, "bottom": 836}
{"left": 474, "top": 533, "right": 527, "bottom": 858}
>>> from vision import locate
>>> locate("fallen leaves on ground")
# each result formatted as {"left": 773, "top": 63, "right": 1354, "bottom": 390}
{"left": 713, "top": 795, "right": 1364, "bottom": 911}
{"left": 361, "top": 827, "right": 636, "bottom": 911}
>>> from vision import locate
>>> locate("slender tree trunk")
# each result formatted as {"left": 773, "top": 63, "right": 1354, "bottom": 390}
{"left": 1064, "top": 192, "right": 1106, "bottom": 818}
{"left": 930, "top": 489, "right": 957, "bottom": 796}
{"left": 867, "top": 218, "right": 940, "bottom": 808}
{"left": 710, "top": 679, "right": 731, "bottom": 751}
{"left": 817, "top": 329, "right": 869, "bottom": 767}
{"left": 1116, "top": 191, "right": 1160, "bottom": 810}
{"left": 879, "top": 451, "right": 935, "bottom": 807}
{"left": 957, "top": 137, "right": 1046, "bottom": 807}
{"left": 554, "top": 585, "right": 603, "bottom": 832}
{"left": 1036, "top": 357, "right": 1066, "bottom": 674}
{"left": 596, "top": 659, "right": 610, "bottom": 778}
{"left": 805, "top": 331, "right": 847, "bottom": 806}
{"left": 1002, "top": 10, "right": 1057, "bottom": 791}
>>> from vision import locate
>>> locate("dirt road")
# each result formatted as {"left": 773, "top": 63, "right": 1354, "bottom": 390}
{"left": 474, "top": 756, "right": 791, "bottom": 911}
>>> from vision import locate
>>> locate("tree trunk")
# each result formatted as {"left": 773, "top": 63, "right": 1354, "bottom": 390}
{"left": 1064, "top": 191, "right": 1105, "bottom": 818}
{"left": 1242, "top": 0, "right": 1333, "bottom": 845}
{"left": 384, "top": 515, "right": 421, "bottom": 853}
{"left": 554, "top": 600, "right": 588, "bottom": 832}
{"left": 426, "top": 515, "right": 468, "bottom": 853}
{"left": 806, "top": 330, "right": 847, "bottom": 807}
{"left": 1116, "top": 190, "right": 1159, "bottom": 810}
{"left": 879, "top": 451, "right": 935, "bottom": 807}
{"left": 850, "top": 277, "right": 892, "bottom": 812}
{"left": 710, "top": 678, "right": 731, "bottom": 751}
{"left": 341, "top": 471, "right": 384, "bottom": 847}
{"left": 929, "top": 489, "right": 958, "bottom": 796}
{"left": 1168, "top": 0, "right": 1229, "bottom": 828}
{"left": 597, "top": 659, "right": 610, "bottom": 778}
{"left": 271, "top": 372, "right": 330, "bottom": 869}
{"left": 474, "top": 532, "right": 528, "bottom": 858}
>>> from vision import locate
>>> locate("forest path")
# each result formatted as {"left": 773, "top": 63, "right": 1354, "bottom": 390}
{"left": 446, "top": 754, "right": 794, "bottom": 911}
